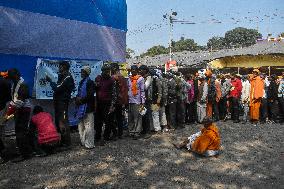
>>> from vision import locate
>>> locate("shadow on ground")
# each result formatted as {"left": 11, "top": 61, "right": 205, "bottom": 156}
{"left": 0, "top": 121, "right": 283, "bottom": 189}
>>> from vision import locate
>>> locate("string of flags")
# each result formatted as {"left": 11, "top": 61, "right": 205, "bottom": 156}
{"left": 127, "top": 9, "right": 284, "bottom": 37}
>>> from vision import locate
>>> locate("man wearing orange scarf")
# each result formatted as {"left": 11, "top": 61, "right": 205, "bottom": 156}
{"left": 249, "top": 69, "right": 264, "bottom": 124}
{"left": 173, "top": 116, "right": 221, "bottom": 157}
{"left": 128, "top": 65, "right": 145, "bottom": 139}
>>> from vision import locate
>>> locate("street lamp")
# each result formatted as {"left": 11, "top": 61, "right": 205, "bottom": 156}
{"left": 163, "top": 10, "right": 177, "bottom": 61}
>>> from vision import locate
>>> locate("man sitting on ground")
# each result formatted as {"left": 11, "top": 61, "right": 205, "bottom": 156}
{"left": 173, "top": 116, "right": 221, "bottom": 157}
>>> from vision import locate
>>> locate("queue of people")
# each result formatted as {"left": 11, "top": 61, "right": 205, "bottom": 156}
{"left": 0, "top": 61, "right": 284, "bottom": 163}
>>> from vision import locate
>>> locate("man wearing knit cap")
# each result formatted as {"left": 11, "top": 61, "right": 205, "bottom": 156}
{"left": 249, "top": 69, "right": 264, "bottom": 125}
{"left": 75, "top": 66, "right": 95, "bottom": 149}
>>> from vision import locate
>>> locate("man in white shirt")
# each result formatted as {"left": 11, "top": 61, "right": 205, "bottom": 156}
{"left": 241, "top": 75, "right": 251, "bottom": 123}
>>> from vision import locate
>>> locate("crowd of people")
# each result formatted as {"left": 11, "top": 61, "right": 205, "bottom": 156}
{"left": 0, "top": 61, "right": 284, "bottom": 163}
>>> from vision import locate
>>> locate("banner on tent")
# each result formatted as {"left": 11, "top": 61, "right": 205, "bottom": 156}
{"left": 35, "top": 58, "right": 103, "bottom": 99}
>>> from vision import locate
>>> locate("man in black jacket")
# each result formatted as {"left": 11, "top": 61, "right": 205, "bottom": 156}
{"left": 46, "top": 61, "right": 75, "bottom": 147}
{"left": 75, "top": 66, "right": 95, "bottom": 149}
{"left": 267, "top": 75, "right": 279, "bottom": 123}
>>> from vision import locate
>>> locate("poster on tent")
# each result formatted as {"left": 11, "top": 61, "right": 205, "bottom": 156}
{"left": 35, "top": 58, "right": 103, "bottom": 99}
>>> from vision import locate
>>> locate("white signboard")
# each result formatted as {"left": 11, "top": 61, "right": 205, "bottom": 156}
{"left": 35, "top": 58, "right": 103, "bottom": 99}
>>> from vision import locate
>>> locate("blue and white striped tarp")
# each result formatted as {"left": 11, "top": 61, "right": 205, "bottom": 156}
{"left": 0, "top": 0, "right": 127, "bottom": 93}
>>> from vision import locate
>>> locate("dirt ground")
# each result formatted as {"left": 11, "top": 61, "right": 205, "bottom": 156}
{"left": 0, "top": 121, "right": 283, "bottom": 189}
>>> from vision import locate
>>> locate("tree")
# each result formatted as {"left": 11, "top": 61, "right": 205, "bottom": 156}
{"left": 172, "top": 37, "right": 199, "bottom": 52}
{"left": 279, "top": 32, "right": 284, "bottom": 37}
{"left": 207, "top": 36, "right": 226, "bottom": 50}
{"left": 126, "top": 48, "right": 135, "bottom": 59}
{"left": 140, "top": 45, "right": 168, "bottom": 57}
{"left": 224, "top": 27, "right": 262, "bottom": 48}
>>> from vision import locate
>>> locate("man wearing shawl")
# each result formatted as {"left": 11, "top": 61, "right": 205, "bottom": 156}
{"left": 174, "top": 116, "right": 221, "bottom": 157}
{"left": 75, "top": 66, "right": 95, "bottom": 149}
{"left": 249, "top": 69, "right": 264, "bottom": 124}
{"left": 6, "top": 69, "right": 32, "bottom": 162}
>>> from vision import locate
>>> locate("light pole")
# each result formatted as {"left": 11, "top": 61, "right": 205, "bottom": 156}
{"left": 163, "top": 10, "right": 177, "bottom": 62}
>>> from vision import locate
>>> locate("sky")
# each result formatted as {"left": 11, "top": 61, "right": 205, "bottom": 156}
{"left": 126, "top": 0, "right": 284, "bottom": 55}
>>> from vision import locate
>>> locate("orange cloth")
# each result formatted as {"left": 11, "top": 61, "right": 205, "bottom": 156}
{"left": 250, "top": 100, "right": 261, "bottom": 121}
{"left": 206, "top": 102, "right": 213, "bottom": 117}
{"left": 206, "top": 78, "right": 215, "bottom": 117}
{"left": 249, "top": 76, "right": 264, "bottom": 121}
{"left": 130, "top": 75, "right": 141, "bottom": 96}
{"left": 191, "top": 124, "right": 221, "bottom": 154}
{"left": 249, "top": 76, "right": 264, "bottom": 104}
{"left": 215, "top": 80, "right": 222, "bottom": 102}
{"left": 0, "top": 71, "right": 8, "bottom": 78}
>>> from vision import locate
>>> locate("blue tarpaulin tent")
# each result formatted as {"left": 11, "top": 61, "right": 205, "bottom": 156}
{"left": 0, "top": 0, "right": 127, "bottom": 90}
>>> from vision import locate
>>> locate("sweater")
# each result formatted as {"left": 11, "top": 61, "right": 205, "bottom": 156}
{"left": 31, "top": 112, "right": 60, "bottom": 145}
{"left": 230, "top": 78, "right": 242, "bottom": 98}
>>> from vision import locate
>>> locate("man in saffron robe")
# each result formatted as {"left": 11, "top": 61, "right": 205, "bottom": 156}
{"left": 173, "top": 116, "right": 221, "bottom": 157}
{"left": 249, "top": 69, "right": 264, "bottom": 124}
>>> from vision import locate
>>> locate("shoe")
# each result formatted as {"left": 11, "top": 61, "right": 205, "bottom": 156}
{"left": 163, "top": 128, "right": 169, "bottom": 133}
{"left": 251, "top": 122, "right": 258, "bottom": 127}
{"left": 35, "top": 152, "right": 48, "bottom": 157}
{"left": 143, "top": 133, "right": 152, "bottom": 139}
